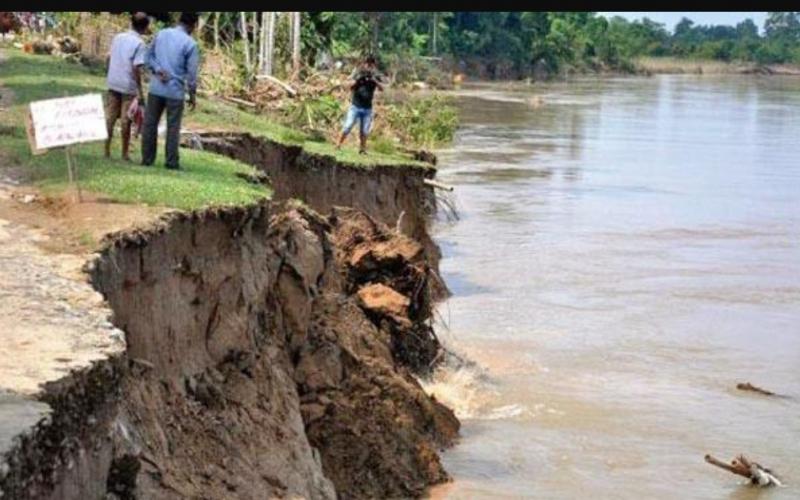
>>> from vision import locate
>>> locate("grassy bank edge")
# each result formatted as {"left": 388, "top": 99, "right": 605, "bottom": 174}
{"left": 0, "top": 48, "right": 429, "bottom": 211}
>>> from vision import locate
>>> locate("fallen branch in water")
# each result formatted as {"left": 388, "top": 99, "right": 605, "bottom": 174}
{"left": 705, "top": 454, "right": 783, "bottom": 487}
{"left": 424, "top": 178, "right": 454, "bottom": 192}
{"left": 736, "top": 382, "right": 776, "bottom": 397}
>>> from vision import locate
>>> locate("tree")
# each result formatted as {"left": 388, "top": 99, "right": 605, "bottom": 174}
{"left": 366, "top": 12, "right": 382, "bottom": 53}
{"left": 431, "top": 12, "right": 438, "bottom": 55}
{"left": 177, "top": 11, "right": 800, "bottom": 83}
{"left": 258, "top": 12, "right": 276, "bottom": 76}
{"left": 674, "top": 17, "right": 694, "bottom": 37}
{"left": 239, "top": 12, "right": 251, "bottom": 72}
{"left": 761, "top": 12, "right": 800, "bottom": 63}
{"left": 213, "top": 12, "right": 220, "bottom": 50}
{"left": 291, "top": 12, "right": 301, "bottom": 72}
{"left": 764, "top": 12, "right": 800, "bottom": 41}
{"left": 736, "top": 19, "right": 759, "bottom": 39}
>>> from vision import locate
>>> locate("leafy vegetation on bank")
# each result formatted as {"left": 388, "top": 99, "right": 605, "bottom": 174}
{"left": 26, "top": 11, "right": 800, "bottom": 82}
{"left": 328, "top": 12, "right": 800, "bottom": 72}
{"left": 0, "top": 48, "right": 429, "bottom": 214}
{"left": 385, "top": 95, "right": 458, "bottom": 148}
{"left": 249, "top": 12, "right": 800, "bottom": 77}
{"left": 606, "top": 12, "right": 800, "bottom": 65}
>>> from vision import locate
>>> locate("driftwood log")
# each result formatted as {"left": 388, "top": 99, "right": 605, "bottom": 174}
{"left": 705, "top": 454, "right": 783, "bottom": 487}
{"left": 736, "top": 382, "right": 776, "bottom": 397}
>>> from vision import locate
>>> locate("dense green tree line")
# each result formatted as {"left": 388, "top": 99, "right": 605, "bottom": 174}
{"left": 47, "top": 11, "right": 800, "bottom": 77}
{"left": 608, "top": 12, "right": 800, "bottom": 64}
{"left": 300, "top": 12, "right": 800, "bottom": 74}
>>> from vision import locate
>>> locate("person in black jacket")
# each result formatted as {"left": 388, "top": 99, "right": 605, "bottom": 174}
{"left": 336, "top": 55, "right": 383, "bottom": 154}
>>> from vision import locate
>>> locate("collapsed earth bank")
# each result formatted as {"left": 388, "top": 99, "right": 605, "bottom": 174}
{"left": 94, "top": 202, "right": 458, "bottom": 499}
{"left": 1, "top": 163, "right": 458, "bottom": 498}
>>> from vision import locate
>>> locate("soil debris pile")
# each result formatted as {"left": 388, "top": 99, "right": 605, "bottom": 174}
{"left": 332, "top": 207, "right": 443, "bottom": 374}
{"left": 300, "top": 207, "right": 458, "bottom": 498}
{"left": 357, "top": 283, "right": 412, "bottom": 327}
{"left": 85, "top": 201, "right": 457, "bottom": 499}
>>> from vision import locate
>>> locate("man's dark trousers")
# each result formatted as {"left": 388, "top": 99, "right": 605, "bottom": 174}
{"left": 141, "top": 93, "right": 184, "bottom": 169}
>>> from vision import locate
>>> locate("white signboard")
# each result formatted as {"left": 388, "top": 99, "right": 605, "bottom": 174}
{"left": 29, "top": 93, "right": 107, "bottom": 150}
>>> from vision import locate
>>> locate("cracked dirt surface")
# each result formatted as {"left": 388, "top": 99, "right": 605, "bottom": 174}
{"left": 0, "top": 213, "right": 124, "bottom": 397}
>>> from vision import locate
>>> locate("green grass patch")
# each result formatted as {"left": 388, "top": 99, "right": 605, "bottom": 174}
{"left": 0, "top": 50, "right": 107, "bottom": 104}
{"left": 0, "top": 50, "right": 270, "bottom": 210}
{"left": 301, "top": 140, "right": 425, "bottom": 167}
{"left": 0, "top": 129, "right": 271, "bottom": 210}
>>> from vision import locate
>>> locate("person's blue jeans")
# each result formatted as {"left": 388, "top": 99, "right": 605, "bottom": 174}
{"left": 342, "top": 105, "right": 373, "bottom": 137}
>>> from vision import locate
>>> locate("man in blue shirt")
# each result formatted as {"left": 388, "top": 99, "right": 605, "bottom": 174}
{"left": 141, "top": 12, "right": 200, "bottom": 170}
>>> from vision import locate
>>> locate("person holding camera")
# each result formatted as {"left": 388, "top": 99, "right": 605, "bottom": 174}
{"left": 336, "top": 55, "right": 384, "bottom": 155}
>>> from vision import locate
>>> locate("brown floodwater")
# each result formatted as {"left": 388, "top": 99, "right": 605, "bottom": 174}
{"left": 427, "top": 76, "right": 800, "bottom": 499}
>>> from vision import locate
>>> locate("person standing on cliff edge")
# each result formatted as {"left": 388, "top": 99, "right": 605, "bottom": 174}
{"left": 104, "top": 12, "right": 150, "bottom": 162}
{"left": 336, "top": 55, "right": 384, "bottom": 155}
{"left": 141, "top": 12, "right": 200, "bottom": 170}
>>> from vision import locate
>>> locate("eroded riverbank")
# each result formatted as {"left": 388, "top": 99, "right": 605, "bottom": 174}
{"left": 0, "top": 132, "right": 457, "bottom": 498}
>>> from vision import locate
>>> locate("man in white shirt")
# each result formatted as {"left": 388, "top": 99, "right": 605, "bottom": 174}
{"left": 105, "top": 12, "right": 150, "bottom": 162}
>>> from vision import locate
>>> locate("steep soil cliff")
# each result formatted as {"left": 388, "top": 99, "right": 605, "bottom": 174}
{"left": 86, "top": 202, "right": 458, "bottom": 499}
{"left": 1, "top": 137, "right": 457, "bottom": 499}
{"left": 183, "top": 132, "right": 444, "bottom": 280}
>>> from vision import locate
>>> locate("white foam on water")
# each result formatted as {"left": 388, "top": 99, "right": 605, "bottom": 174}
{"left": 420, "top": 353, "right": 533, "bottom": 421}
{"left": 421, "top": 362, "right": 491, "bottom": 419}
{"left": 480, "top": 404, "right": 528, "bottom": 420}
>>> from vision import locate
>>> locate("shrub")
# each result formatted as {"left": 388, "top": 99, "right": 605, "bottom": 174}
{"left": 370, "top": 136, "right": 399, "bottom": 155}
{"left": 281, "top": 93, "right": 343, "bottom": 135}
{"left": 200, "top": 48, "right": 247, "bottom": 97}
{"left": 385, "top": 94, "right": 458, "bottom": 148}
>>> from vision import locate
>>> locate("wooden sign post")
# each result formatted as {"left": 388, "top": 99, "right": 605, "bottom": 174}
{"left": 27, "top": 93, "right": 107, "bottom": 202}
{"left": 64, "top": 146, "right": 83, "bottom": 202}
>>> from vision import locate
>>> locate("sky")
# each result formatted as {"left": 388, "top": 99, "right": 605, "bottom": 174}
{"left": 598, "top": 12, "right": 767, "bottom": 32}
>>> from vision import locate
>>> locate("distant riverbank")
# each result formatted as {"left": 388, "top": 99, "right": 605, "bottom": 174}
{"left": 634, "top": 56, "right": 800, "bottom": 75}
{"left": 443, "top": 56, "right": 800, "bottom": 85}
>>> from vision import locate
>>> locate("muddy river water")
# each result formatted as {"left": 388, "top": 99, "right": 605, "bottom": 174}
{"left": 428, "top": 76, "right": 800, "bottom": 499}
